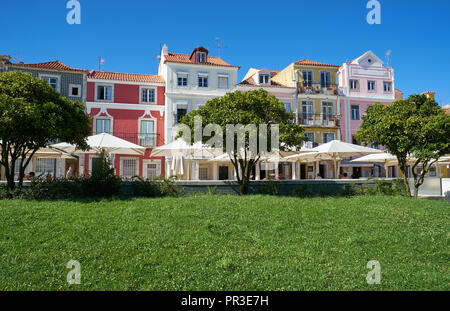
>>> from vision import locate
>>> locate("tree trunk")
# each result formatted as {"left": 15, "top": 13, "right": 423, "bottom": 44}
{"left": 413, "top": 185, "right": 419, "bottom": 198}
{"left": 239, "top": 181, "right": 249, "bottom": 195}
{"left": 400, "top": 165, "right": 411, "bottom": 197}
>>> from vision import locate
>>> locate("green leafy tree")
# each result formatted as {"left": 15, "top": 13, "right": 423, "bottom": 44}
{"left": 179, "top": 89, "right": 305, "bottom": 195}
{"left": 0, "top": 71, "right": 91, "bottom": 190}
{"left": 356, "top": 94, "right": 450, "bottom": 197}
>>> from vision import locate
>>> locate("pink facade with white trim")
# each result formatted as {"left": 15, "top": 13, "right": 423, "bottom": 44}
{"left": 337, "top": 51, "right": 400, "bottom": 143}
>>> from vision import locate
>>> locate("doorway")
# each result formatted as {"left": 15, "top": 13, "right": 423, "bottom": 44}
{"left": 300, "top": 164, "right": 306, "bottom": 179}
{"left": 319, "top": 164, "right": 325, "bottom": 179}
{"left": 219, "top": 166, "right": 229, "bottom": 180}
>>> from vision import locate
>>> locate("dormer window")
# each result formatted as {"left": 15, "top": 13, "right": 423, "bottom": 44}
{"left": 196, "top": 52, "right": 207, "bottom": 63}
{"left": 259, "top": 74, "right": 270, "bottom": 84}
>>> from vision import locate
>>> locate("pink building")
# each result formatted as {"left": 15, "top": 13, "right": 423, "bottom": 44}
{"left": 338, "top": 51, "right": 400, "bottom": 144}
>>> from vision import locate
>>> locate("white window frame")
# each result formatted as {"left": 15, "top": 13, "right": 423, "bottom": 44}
{"left": 94, "top": 117, "right": 112, "bottom": 135}
{"left": 143, "top": 160, "right": 161, "bottom": 179}
{"left": 322, "top": 132, "right": 335, "bottom": 143}
{"left": 301, "top": 101, "right": 314, "bottom": 119}
{"left": 95, "top": 83, "right": 114, "bottom": 102}
{"left": 320, "top": 71, "right": 332, "bottom": 88}
{"left": 284, "top": 103, "right": 291, "bottom": 113}
{"left": 176, "top": 72, "right": 188, "bottom": 87}
{"left": 35, "top": 158, "right": 55, "bottom": 177}
{"left": 350, "top": 79, "right": 359, "bottom": 90}
{"left": 302, "top": 70, "right": 313, "bottom": 87}
{"left": 383, "top": 81, "right": 392, "bottom": 93}
{"left": 197, "top": 73, "right": 209, "bottom": 88}
{"left": 120, "top": 157, "right": 138, "bottom": 178}
{"left": 140, "top": 86, "right": 156, "bottom": 104}
{"left": 196, "top": 52, "right": 207, "bottom": 63}
{"left": 139, "top": 118, "right": 156, "bottom": 147}
{"left": 199, "top": 166, "right": 209, "bottom": 180}
{"left": 69, "top": 84, "right": 82, "bottom": 97}
{"left": 259, "top": 74, "right": 270, "bottom": 85}
{"left": 217, "top": 74, "right": 229, "bottom": 89}
{"left": 367, "top": 80, "right": 376, "bottom": 92}
{"left": 351, "top": 105, "right": 360, "bottom": 121}
{"left": 39, "top": 73, "right": 61, "bottom": 93}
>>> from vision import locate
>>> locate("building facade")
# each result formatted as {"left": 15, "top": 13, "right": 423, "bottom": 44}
{"left": 337, "top": 51, "right": 397, "bottom": 144}
{"left": 0, "top": 56, "right": 89, "bottom": 180}
{"left": 158, "top": 45, "right": 240, "bottom": 144}
{"left": 85, "top": 71, "right": 166, "bottom": 179}
{"left": 271, "top": 59, "right": 341, "bottom": 146}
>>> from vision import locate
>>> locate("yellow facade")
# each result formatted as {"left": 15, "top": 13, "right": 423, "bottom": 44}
{"left": 272, "top": 61, "right": 341, "bottom": 144}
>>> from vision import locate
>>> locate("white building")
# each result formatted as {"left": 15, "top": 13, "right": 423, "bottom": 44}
{"left": 158, "top": 45, "right": 240, "bottom": 143}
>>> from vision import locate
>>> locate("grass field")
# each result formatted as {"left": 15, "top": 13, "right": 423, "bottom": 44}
{"left": 0, "top": 195, "right": 448, "bottom": 291}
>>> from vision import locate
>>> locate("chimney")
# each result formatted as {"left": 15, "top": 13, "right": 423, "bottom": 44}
{"left": 162, "top": 44, "right": 168, "bottom": 56}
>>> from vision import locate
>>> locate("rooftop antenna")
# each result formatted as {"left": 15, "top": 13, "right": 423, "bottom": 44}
{"left": 215, "top": 37, "right": 228, "bottom": 58}
{"left": 385, "top": 50, "right": 392, "bottom": 67}
{"left": 12, "top": 51, "right": 24, "bottom": 63}
{"left": 98, "top": 56, "right": 105, "bottom": 71}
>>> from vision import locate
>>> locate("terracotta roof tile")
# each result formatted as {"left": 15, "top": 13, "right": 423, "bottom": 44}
{"left": 88, "top": 70, "right": 165, "bottom": 83}
{"left": 10, "top": 60, "right": 88, "bottom": 73}
{"left": 164, "top": 52, "right": 239, "bottom": 68}
{"left": 294, "top": 59, "right": 339, "bottom": 68}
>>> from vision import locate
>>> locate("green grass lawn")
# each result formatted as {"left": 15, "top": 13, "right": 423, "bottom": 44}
{"left": 0, "top": 195, "right": 448, "bottom": 291}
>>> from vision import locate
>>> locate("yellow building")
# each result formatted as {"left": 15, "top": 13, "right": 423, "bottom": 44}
{"left": 271, "top": 59, "right": 341, "bottom": 146}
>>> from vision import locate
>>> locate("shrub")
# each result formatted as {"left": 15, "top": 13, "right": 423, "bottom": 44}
{"left": 80, "top": 151, "right": 122, "bottom": 197}
{"left": 258, "top": 180, "right": 280, "bottom": 195}
{"left": 350, "top": 179, "right": 407, "bottom": 196}
{"left": 131, "top": 176, "right": 181, "bottom": 198}
{"left": 22, "top": 177, "right": 83, "bottom": 200}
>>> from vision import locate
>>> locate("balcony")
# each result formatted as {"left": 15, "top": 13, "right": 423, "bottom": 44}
{"left": 298, "top": 83, "right": 338, "bottom": 95}
{"left": 297, "top": 114, "right": 340, "bottom": 127}
{"left": 95, "top": 132, "right": 161, "bottom": 148}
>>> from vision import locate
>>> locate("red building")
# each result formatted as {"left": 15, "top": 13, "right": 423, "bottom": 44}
{"left": 85, "top": 71, "right": 166, "bottom": 179}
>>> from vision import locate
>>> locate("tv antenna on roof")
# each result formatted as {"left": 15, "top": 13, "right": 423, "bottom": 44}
{"left": 11, "top": 51, "right": 24, "bottom": 63}
{"left": 385, "top": 50, "right": 392, "bottom": 67}
{"left": 98, "top": 56, "right": 105, "bottom": 72}
{"left": 215, "top": 37, "right": 228, "bottom": 58}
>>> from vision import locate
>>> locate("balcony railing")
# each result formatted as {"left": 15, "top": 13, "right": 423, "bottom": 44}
{"left": 298, "top": 82, "right": 338, "bottom": 95}
{"left": 297, "top": 114, "right": 340, "bottom": 127}
{"left": 95, "top": 132, "right": 161, "bottom": 148}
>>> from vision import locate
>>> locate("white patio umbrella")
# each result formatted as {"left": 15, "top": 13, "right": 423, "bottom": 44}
{"left": 351, "top": 153, "right": 399, "bottom": 177}
{"left": 51, "top": 133, "right": 146, "bottom": 155}
{"left": 171, "top": 156, "right": 185, "bottom": 176}
{"left": 284, "top": 140, "right": 382, "bottom": 178}
{"left": 351, "top": 153, "right": 420, "bottom": 176}
{"left": 150, "top": 138, "right": 221, "bottom": 158}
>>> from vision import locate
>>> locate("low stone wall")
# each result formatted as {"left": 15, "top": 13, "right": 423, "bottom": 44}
{"left": 175, "top": 179, "right": 399, "bottom": 196}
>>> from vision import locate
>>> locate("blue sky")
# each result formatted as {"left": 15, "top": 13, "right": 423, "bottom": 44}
{"left": 1, "top": 0, "right": 449, "bottom": 105}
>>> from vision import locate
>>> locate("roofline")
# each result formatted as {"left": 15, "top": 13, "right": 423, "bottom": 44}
{"left": 8, "top": 63, "right": 89, "bottom": 74}
{"left": 164, "top": 59, "right": 240, "bottom": 69}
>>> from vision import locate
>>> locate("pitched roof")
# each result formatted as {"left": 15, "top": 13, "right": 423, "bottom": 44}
{"left": 164, "top": 52, "right": 240, "bottom": 68}
{"left": 9, "top": 60, "right": 88, "bottom": 73}
{"left": 238, "top": 74, "right": 294, "bottom": 89}
{"left": 88, "top": 70, "right": 165, "bottom": 83}
{"left": 294, "top": 59, "right": 339, "bottom": 68}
